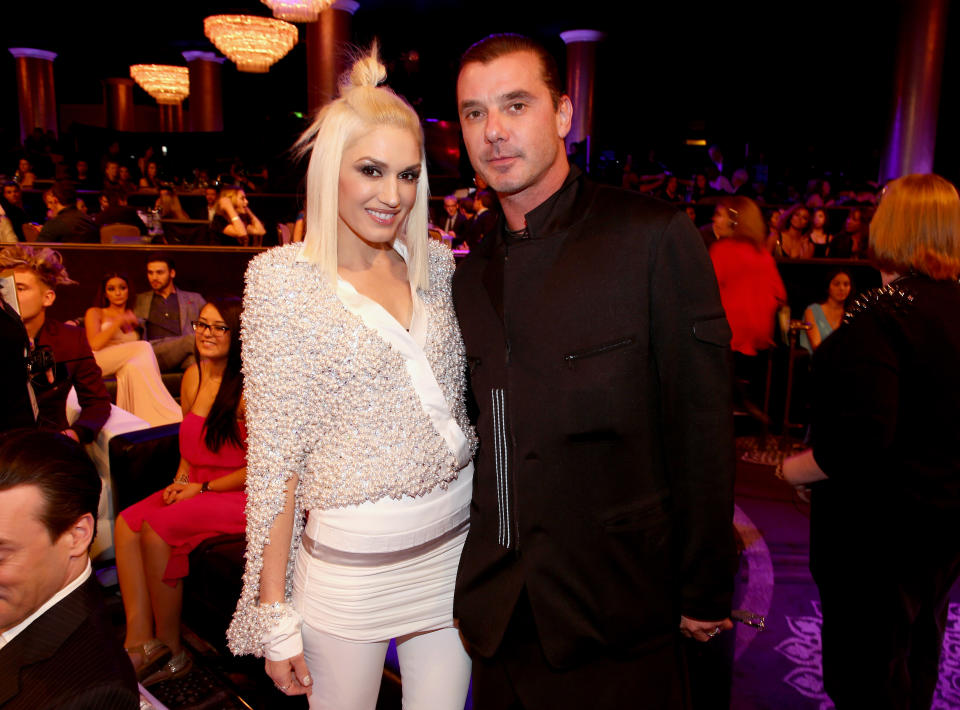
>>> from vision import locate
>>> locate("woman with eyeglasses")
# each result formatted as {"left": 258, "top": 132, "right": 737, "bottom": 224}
{"left": 115, "top": 296, "right": 247, "bottom": 685}
{"left": 84, "top": 272, "right": 181, "bottom": 426}
{"left": 227, "top": 46, "right": 476, "bottom": 708}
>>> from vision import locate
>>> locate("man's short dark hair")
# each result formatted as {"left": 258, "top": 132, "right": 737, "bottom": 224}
{"left": 0, "top": 429, "right": 101, "bottom": 542}
{"left": 146, "top": 252, "right": 175, "bottom": 271}
{"left": 458, "top": 197, "right": 476, "bottom": 214}
{"left": 51, "top": 181, "right": 78, "bottom": 207}
{"left": 2, "top": 180, "right": 20, "bottom": 192}
{"left": 476, "top": 190, "right": 496, "bottom": 209}
{"left": 460, "top": 33, "right": 564, "bottom": 109}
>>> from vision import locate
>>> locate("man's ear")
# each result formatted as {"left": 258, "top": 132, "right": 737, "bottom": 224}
{"left": 169, "top": 269, "right": 176, "bottom": 281}
{"left": 42, "top": 288, "right": 56, "bottom": 309}
{"left": 65, "top": 513, "right": 95, "bottom": 556}
{"left": 556, "top": 95, "right": 573, "bottom": 140}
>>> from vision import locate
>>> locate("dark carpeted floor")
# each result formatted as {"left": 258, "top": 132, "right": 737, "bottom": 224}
{"left": 124, "top": 434, "right": 960, "bottom": 709}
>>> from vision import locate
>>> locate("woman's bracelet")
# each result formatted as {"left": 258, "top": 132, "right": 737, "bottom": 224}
{"left": 231, "top": 215, "right": 242, "bottom": 222}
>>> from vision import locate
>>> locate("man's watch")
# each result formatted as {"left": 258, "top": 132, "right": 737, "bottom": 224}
{"left": 201, "top": 481, "right": 210, "bottom": 494}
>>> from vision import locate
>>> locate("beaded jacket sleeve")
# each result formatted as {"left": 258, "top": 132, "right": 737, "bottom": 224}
{"left": 227, "top": 240, "right": 477, "bottom": 656}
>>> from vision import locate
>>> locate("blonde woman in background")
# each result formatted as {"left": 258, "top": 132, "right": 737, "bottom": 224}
{"left": 211, "top": 186, "right": 266, "bottom": 247}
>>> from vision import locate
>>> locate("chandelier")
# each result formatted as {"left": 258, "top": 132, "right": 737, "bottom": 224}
{"left": 261, "top": 0, "right": 334, "bottom": 22}
{"left": 129, "top": 65, "right": 190, "bottom": 105}
{"left": 204, "top": 15, "right": 298, "bottom": 73}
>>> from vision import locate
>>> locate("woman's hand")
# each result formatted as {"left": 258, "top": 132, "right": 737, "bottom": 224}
{"left": 122, "top": 309, "right": 140, "bottom": 331}
{"left": 162, "top": 481, "right": 202, "bottom": 505}
{"left": 265, "top": 655, "right": 312, "bottom": 697}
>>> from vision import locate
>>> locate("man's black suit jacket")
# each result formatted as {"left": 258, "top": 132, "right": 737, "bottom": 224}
{"left": 452, "top": 167, "right": 737, "bottom": 668}
{"left": 0, "top": 575, "right": 139, "bottom": 709}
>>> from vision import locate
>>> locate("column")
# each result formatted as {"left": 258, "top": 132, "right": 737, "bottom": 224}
{"left": 879, "top": 0, "right": 948, "bottom": 181}
{"left": 559, "top": 30, "right": 605, "bottom": 165}
{"left": 182, "top": 51, "right": 225, "bottom": 132}
{"left": 103, "top": 78, "right": 136, "bottom": 132}
{"left": 8, "top": 48, "right": 57, "bottom": 143}
{"left": 306, "top": 0, "right": 359, "bottom": 115}
{"left": 159, "top": 103, "right": 184, "bottom": 133}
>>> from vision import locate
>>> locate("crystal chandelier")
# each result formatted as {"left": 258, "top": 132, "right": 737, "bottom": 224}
{"left": 261, "top": 0, "right": 334, "bottom": 23}
{"left": 203, "top": 15, "right": 298, "bottom": 73}
{"left": 129, "top": 65, "right": 190, "bottom": 105}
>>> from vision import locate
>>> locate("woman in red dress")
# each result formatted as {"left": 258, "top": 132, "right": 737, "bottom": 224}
{"left": 115, "top": 295, "right": 246, "bottom": 684}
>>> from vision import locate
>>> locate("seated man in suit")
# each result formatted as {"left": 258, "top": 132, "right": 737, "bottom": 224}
{"left": 133, "top": 254, "right": 205, "bottom": 372}
{"left": 437, "top": 194, "right": 467, "bottom": 242}
{"left": 0, "top": 245, "right": 111, "bottom": 443}
{"left": 94, "top": 189, "right": 146, "bottom": 234}
{"left": 0, "top": 429, "right": 139, "bottom": 709}
{"left": 38, "top": 182, "right": 99, "bottom": 244}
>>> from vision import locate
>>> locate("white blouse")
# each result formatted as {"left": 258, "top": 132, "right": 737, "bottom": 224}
{"left": 303, "top": 243, "right": 474, "bottom": 553}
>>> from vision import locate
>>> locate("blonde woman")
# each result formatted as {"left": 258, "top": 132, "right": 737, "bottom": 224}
{"left": 783, "top": 174, "right": 960, "bottom": 707}
{"left": 211, "top": 187, "right": 265, "bottom": 247}
{"left": 227, "top": 46, "right": 475, "bottom": 709}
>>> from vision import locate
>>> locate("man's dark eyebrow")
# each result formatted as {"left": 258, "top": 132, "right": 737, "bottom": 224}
{"left": 458, "top": 98, "right": 483, "bottom": 113}
{"left": 501, "top": 90, "right": 537, "bottom": 104}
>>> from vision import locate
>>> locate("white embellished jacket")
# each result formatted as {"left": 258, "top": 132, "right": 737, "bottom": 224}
{"left": 227, "top": 241, "right": 477, "bottom": 656}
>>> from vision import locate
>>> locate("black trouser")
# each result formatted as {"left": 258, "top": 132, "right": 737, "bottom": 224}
{"left": 471, "top": 592, "right": 691, "bottom": 710}
{"left": 817, "top": 556, "right": 960, "bottom": 709}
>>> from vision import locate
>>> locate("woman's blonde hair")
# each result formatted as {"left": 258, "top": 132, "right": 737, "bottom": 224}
{"left": 294, "top": 43, "right": 430, "bottom": 290}
{"left": 217, "top": 186, "right": 244, "bottom": 217}
{"left": 870, "top": 173, "right": 960, "bottom": 280}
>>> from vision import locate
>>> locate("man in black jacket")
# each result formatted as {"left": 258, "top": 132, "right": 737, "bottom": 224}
{"left": 38, "top": 182, "right": 99, "bottom": 244}
{"left": 0, "top": 430, "right": 138, "bottom": 709}
{"left": 452, "top": 34, "right": 737, "bottom": 709}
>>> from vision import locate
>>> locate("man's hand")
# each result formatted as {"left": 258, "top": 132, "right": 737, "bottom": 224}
{"left": 265, "top": 655, "right": 312, "bottom": 697}
{"left": 680, "top": 615, "right": 733, "bottom": 642}
{"left": 61, "top": 429, "right": 80, "bottom": 442}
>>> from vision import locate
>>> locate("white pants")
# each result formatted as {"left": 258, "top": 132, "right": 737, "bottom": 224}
{"left": 301, "top": 623, "right": 471, "bottom": 710}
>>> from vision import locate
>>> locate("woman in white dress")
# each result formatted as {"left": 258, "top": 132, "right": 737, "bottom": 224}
{"left": 227, "top": 46, "right": 476, "bottom": 709}
{"left": 84, "top": 272, "right": 182, "bottom": 426}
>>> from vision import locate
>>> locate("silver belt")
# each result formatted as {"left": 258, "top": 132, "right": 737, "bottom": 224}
{"left": 300, "top": 520, "right": 469, "bottom": 566}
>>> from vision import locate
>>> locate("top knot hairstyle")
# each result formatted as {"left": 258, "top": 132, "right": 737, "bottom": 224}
{"left": 294, "top": 42, "right": 430, "bottom": 290}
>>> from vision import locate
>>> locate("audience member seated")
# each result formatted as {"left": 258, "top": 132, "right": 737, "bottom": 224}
{"left": 463, "top": 189, "right": 498, "bottom": 250}
{"left": 115, "top": 297, "right": 246, "bottom": 685}
{"left": 39, "top": 182, "right": 99, "bottom": 243}
{"left": 775, "top": 204, "right": 814, "bottom": 258}
{"left": 0, "top": 245, "right": 111, "bottom": 443}
{"left": 1, "top": 183, "right": 30, "bottom": 242}
{"left": 139, "top": 161, "right": 160, "bottom": 190}
{"left": 103, "top": 160, "right": 122, "bottom": 192}
{"left": 74, "top": 159, "right": 95, "bottom": 190}
{"left": 799, "top": 268, "right": 852, "bottom": 353}
{"left": 826, "top": 206, "right": 873, "bottom": 259}
{"left": 202, "top": 187, "right": 218, "bottom": 222}
{"left": 85, "top": 272, "right": 182, "bottom": 427}
{"left": 764, "top": 208, "right": 783, "bottom": 253}
{"left": 690, "top": 172, "right": 712, "bottom": 202}
{"left": 700, "top": 201, "right": 735, "bottom": 250}
{"left": 656, "top": 175, "right": 684, "bottom": 203}
{"left": 134, "top": 253, "right": 205, "bottom": 372}
{"left": 94, "top": 189, "right": 146, "bottom": 234}
{"left": 210, "top": 186, "right": 265, "bottom": 247}
{"left": 155, "top": 186, "right": 190, "bottom": 221}
{"left": 118, "top": 165, "right": 137, "bottom": 194}
{"left": 437, "top": 193, "right": 467, "bottom": 241}
{"left": 13, "top": 158, "right": 35, "bottom": 189}
{"left": 807, "top": 208, "right": 833, "bottom": 257}
{"left": 0, "top": 430, "right": 139, "bottom": 709}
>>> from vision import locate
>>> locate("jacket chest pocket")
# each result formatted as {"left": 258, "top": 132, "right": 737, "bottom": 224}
{"left": 562, "top": 336, "right": 636, "bottom": 369}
